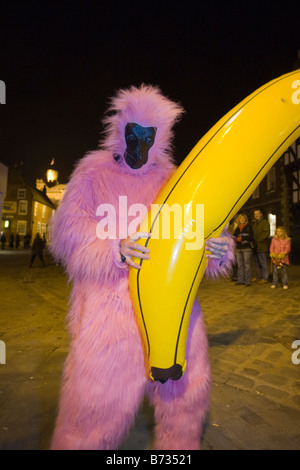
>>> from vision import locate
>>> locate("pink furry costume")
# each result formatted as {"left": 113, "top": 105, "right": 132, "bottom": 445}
{"left": 50, "top": 85, "right": 234, "bottom": 450}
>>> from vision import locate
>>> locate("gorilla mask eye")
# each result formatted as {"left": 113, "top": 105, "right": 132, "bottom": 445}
{"left": 124, "top": 123, "right": 157, "bottom": 169}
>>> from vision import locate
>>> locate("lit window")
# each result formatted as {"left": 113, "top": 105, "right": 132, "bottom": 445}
{"left": 42, "top": 205, "right": 46, "bottom": 218}
{"left": 268, "top": 213, "right": 276, "bottom": 237}
{"left": 17, "top": 189, "right": 26, "bottom": 199}
{"left": 17, "top": 220, "right": 27, "bottom": 235}
{"left": 18, "top": 200, "right": 28, "bottom": 215}
{"left": 34, "top": 201, "right": 38, "bottom": 216}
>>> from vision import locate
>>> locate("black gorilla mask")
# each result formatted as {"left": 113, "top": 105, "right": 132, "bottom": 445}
{"left": 123, "top": 122, "right": 157, "bottom": 169}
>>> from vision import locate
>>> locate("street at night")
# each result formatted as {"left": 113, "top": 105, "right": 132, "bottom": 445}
{"left": 0, "top": 249, "right": 299, "bottom": 450}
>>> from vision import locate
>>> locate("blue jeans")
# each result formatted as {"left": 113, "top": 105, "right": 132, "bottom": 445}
{"left": 236, "top": 249, "right": 252, "bottom": 285}
{"left": 253, "top": 251, "right": 269, "bottom": 281}
{"left": 272, "top": 263, "right": 288, "bottom": 286}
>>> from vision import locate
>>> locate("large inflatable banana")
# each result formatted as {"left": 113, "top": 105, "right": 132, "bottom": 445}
{"left": 129, "top": 69, "right": 300, "bottom": 383}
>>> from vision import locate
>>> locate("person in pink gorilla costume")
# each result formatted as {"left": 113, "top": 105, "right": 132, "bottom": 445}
{"left": 50, "top": 84, "right": 235, "bottom": 450}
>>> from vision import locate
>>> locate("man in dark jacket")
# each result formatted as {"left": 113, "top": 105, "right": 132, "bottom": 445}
{"left": 29, "top": 233, "right": 45, "bottom": 267}
{"left": 0, "top": 232, "right": 6, "bottom": 250}
{"left": 252, "top": 209, "right": 270, "bottom": 283}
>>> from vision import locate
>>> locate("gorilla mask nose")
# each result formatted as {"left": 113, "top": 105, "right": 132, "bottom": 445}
{"left": 124, "top": 123, "right": 156, "bottom": 169}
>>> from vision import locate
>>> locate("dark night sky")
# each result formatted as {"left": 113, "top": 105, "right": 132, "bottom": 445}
{"left": 1, "top": 0, "right": 299, "bottom": 184}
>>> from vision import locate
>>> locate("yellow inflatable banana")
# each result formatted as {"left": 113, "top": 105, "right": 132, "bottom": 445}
{"left": 129, "top": 69, "right": 300, "bottom": 383}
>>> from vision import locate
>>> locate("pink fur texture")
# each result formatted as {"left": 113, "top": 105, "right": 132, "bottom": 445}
{"left": 50, "top": 84, "right": 233, "bottom": 450}
{"left": 205, "top": 228, "right": 236, "bottom": 279}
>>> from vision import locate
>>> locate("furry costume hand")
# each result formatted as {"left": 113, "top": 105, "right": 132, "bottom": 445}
{"left": 120, "top": 232, "right": 151, "bottom": 269}
{"left": 205, "top": 228, "right": 236, "bottom": 278}
{"left": 205, "top": 236, "right": 230, "bottom": 259}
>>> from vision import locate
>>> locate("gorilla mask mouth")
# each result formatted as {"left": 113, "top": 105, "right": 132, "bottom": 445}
{"left": 124, "top": 122, "right": 157, "bottom": 169}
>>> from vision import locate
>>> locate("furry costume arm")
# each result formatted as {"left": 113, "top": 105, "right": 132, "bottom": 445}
{"left": 205, "top": 227, "right": 236, "bottom": 278}
{"left": 50, "top": 154, "right": 128, "bottom": 284}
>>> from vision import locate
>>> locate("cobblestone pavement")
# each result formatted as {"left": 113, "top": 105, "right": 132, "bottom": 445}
{"left": 0, "top": 250, "right": 299, "bottom": 450}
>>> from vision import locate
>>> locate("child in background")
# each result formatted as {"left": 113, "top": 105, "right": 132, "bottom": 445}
{"left": 270, "top": 226, "right": 291, "bottom": 289}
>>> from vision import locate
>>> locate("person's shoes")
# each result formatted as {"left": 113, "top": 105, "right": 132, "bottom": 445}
{"left": 251, "top": 277, "right": 257, "bottom": 282}
{"left": 271, "top": 285, "right": 276, "bottom": 289}
{"left": 283, "top": 285, "right": 288, "bottom": 290}
{"left": 258, "top": 279, "right": 268, "bottom": 284}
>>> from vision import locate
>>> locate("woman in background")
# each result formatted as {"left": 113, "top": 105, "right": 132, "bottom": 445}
{"left": 234, "top": 213, "right": 254, "bottom": 287}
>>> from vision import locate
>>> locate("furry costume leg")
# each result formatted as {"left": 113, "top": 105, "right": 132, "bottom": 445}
{"left": 51, "top": 344, "right": 147, "bottom": 450}
{"left": 147, "top": 301, "right": 211, "bottom": 450}
{"left": 51, "top": 284, "right": 147, "bottom": 450}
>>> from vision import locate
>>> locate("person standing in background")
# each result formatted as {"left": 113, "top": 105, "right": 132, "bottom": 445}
{"left": 29, "top": 233, "right": 45, "bottom": 268}
{"left": 234, "top": 213, "right": 254, "bottom": 286}
{"left": 270, "top": 226, "right": 291, "bottom": 289}
{"left": 228, "top": 215, "right": 239, "bottom": 282}
{"left": 0, "top": 232, "right": 6, "bottom": 250}
{"left": 252, "top": 209, "right": 270, "bottom": 284}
